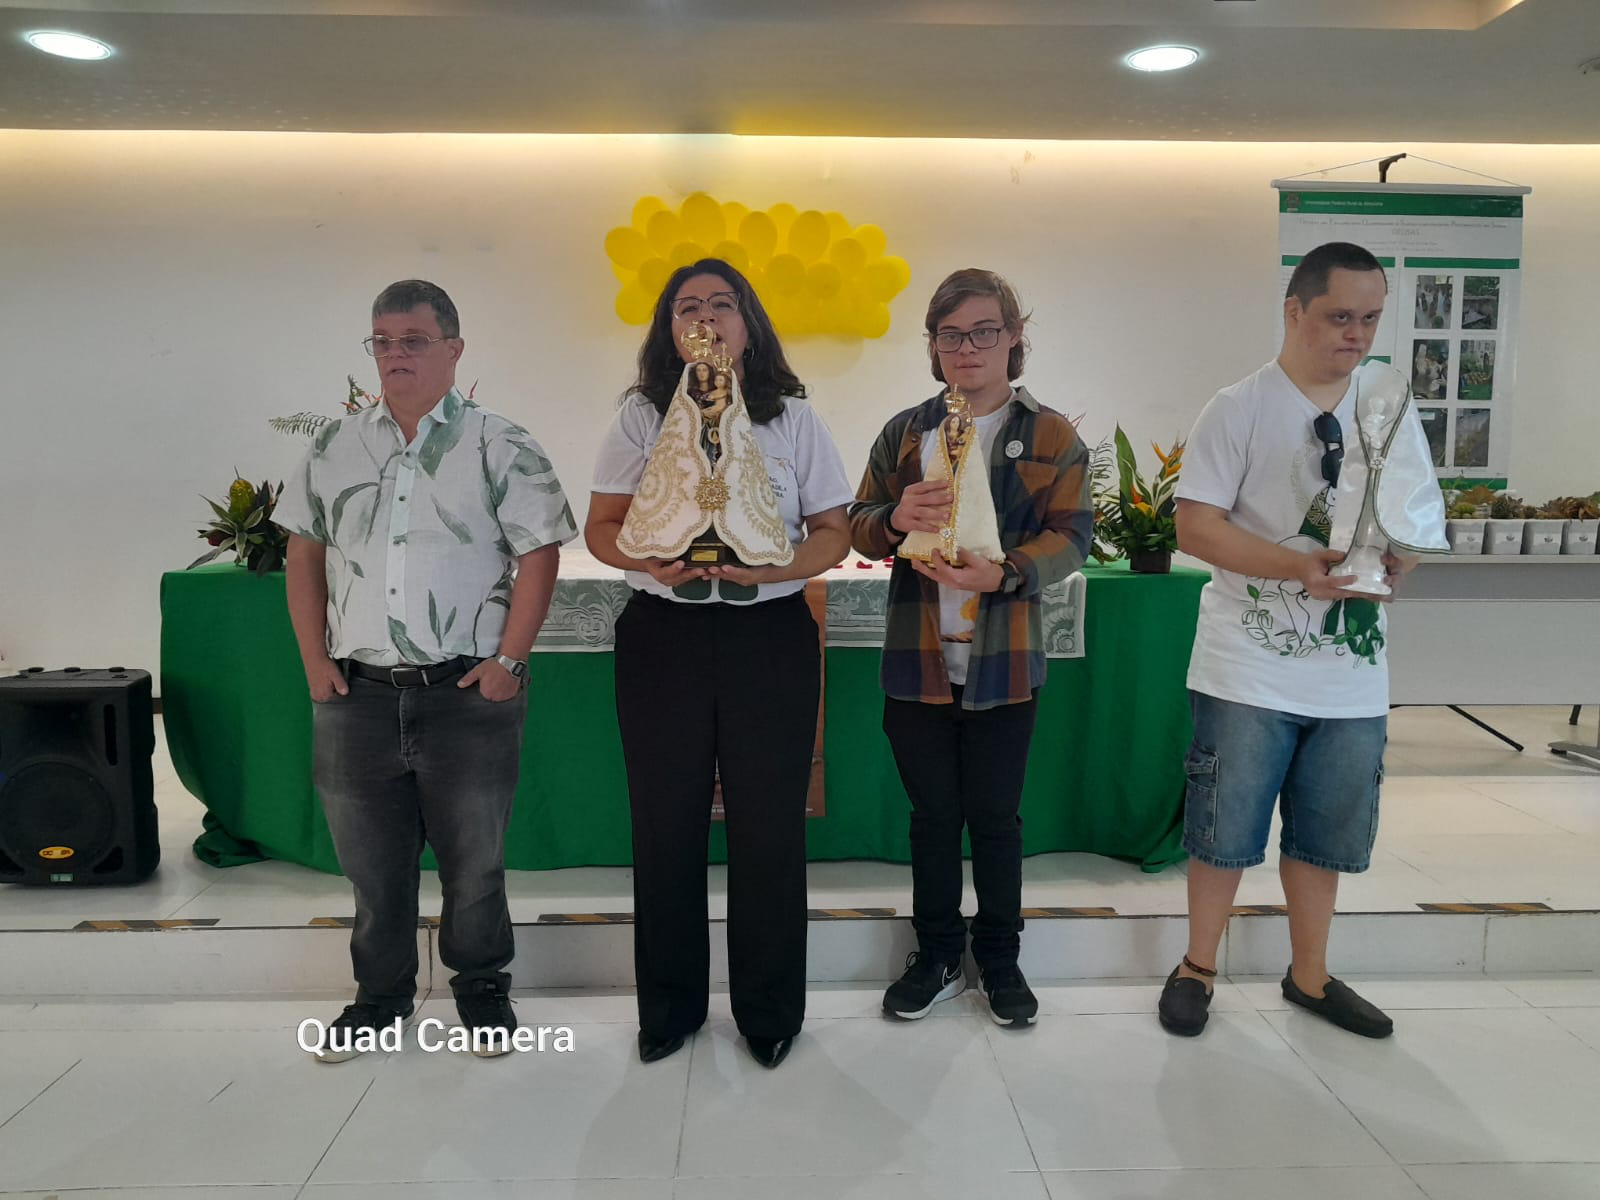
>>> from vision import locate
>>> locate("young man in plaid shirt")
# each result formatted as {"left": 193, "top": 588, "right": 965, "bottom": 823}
{"left": 849, "top": 269, "right": 1093, "bottom": 1026}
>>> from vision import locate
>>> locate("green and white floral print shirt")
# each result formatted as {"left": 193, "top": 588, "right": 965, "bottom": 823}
{"left": 275, "top": 387, "right": 577, "bottom": 666}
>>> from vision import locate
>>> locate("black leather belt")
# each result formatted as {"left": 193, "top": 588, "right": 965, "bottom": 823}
{"left": 342, "top": 656, "right": 477, "bottom": 688}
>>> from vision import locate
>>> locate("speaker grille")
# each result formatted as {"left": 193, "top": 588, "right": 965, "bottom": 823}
{"left": 0, "top": 759, "right": 116, "bottom": 868}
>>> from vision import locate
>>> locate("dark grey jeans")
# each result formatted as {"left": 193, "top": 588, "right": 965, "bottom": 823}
{"left": 312, "top": 672, "right": 527, "bottom": 1010}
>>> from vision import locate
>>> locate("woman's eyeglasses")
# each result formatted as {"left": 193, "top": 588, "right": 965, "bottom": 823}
{"left": 671, "top": 293, "right": 739, "bottom": 321}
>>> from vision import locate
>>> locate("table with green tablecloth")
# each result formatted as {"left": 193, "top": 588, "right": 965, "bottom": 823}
{"left": 159, "top": 561, "right": 1206, "bottom": 875}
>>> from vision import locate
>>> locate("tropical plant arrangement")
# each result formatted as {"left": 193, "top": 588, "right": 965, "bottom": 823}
{"left": 189, "top": 476, "right": 289, "bottom": 574}
{"left": 1093, "top": 427, "right": 1185, "bottom": 573}
{"left": 1085, "top": 433, "right": 1120, "bottom": 564}
{"left": 269, "top": 375, "right": 381, "bottom": 438}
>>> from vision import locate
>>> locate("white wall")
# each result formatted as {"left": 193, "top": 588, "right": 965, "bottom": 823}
{"left": 2, "top": 131, "right": 1596, "bottom": 681}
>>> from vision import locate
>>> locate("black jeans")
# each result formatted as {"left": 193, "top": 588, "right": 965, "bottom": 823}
{"left": 312, "top": 672, "right": 527, "bottom": 1011}
{"left": 882, "top": 687, "right": 1039, "bottom": 971}
{"left": 614, "top": 590, "right": 819, "bottom": 1041}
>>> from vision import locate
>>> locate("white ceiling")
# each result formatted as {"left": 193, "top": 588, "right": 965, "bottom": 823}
{"left": 1, "top": 0, "right": 1597, "bottom": 141}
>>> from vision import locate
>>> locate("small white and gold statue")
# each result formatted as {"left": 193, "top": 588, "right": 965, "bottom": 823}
{"left": 617, "top": 322, "right": 794, "bottom": 567}
{"left": 899, "top": 383, "right": 1005, "bottom": 567}
{"left": 1326, "top": 360, "right": 1449, "bottom": 595}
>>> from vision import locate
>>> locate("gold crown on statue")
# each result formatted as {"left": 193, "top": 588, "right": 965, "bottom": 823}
{"left": 682, "top": 321, "right": 735, "bottom": 372}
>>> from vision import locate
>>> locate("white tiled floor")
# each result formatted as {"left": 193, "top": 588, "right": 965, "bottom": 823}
{"left": 1, "top": 979, "right": 1597, "bottom": 1197}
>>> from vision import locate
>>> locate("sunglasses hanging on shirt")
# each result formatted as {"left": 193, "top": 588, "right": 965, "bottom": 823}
{"left": 1313, "top": 412, "right": 1344, "bottom": 487}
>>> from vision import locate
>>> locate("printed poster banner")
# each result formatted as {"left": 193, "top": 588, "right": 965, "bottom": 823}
{"left": 1273, "top": 182, "right": 1528, "bottom": 490}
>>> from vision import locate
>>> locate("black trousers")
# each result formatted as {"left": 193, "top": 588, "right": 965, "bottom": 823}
{"left": 312, "top": 675, "right": 526, "bottom": 1010}
{"left": 614, "top": 590, "right": 819, "bottom": 1040}
{"left": 882, "top": 687, "right": 1039, "bottom": 971}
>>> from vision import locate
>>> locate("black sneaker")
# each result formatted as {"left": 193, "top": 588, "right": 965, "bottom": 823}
{"left": 979, "top": 964, "right": 1038, "bottom": 1027}
{"left": 455, "top": 980, "right": 518, "bottom": 1058}
{"left": 883, "top": 951, "right": 965, "bottom": 1019}
{"left": 312, "top": 1000, "right": 410, "bottom": 1064}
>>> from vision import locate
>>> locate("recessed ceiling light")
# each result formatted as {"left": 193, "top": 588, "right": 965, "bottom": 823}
{"left": 1124, "top": 45, "right": 1200, "bottom": 73}
{"left": 23, "top": 30, "right": 114, "bottom": 61}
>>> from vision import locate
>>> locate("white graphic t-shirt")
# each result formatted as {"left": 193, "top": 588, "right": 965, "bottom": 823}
{"left": 919, "top": 396, "right": 1013, "bottom": 686}
{"left": 1178, "top": 361, "right": 1389, "bottom": 719}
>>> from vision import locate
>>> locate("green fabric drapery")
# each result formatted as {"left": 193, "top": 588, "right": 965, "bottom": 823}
{"left": 160, "top": 561, "right": 1205, "bottom": 875}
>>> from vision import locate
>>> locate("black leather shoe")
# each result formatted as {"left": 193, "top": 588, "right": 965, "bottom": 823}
{"left": 1157, "top": 966, "right": 1213, "bottom": 1037}
{"left": 1282, "top": 971, "right": 1394, "bottom": 1039}
{"left": 637, "top": 1029, "right": 686, "bottom": 1063}
{"left": 746, "top": 1035, "right": 794, "bottom": 1069}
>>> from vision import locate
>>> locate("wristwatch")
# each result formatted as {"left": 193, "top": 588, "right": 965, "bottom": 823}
{"left": 493, "top": 654, "right": 528, "bottom": 681}
{"left": 997, "top": 561, "right": 1024, "bottom": 595}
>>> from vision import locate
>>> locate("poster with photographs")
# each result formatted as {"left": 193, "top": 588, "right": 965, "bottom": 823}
{"left": 1411, "top": 339, "right": 1450, "bottom": 400}
{"left": 1276, "top": 181, "right": 1524, "bottom": 485}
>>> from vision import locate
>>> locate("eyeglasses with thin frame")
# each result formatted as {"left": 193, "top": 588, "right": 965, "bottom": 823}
{"left": 1313, "top": 412, "right": 1344, "bottom": 487}
{"left": 932, "top": 326, "right": 1005, "bottom": 353}
{"left": 671, "top": 292, "right": 740, "bottom": 321}
{"left": 363, "top": 334, "right": 449, "bottom": 357}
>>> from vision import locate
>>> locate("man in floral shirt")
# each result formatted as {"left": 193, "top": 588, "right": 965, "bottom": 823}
{"left": 276, "top": 280, "right": 576, "bottom": 1060}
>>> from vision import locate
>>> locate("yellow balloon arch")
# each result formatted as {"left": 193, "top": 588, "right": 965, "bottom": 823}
{"left": 605, "top": 193, "right": 912, "bottom": 339}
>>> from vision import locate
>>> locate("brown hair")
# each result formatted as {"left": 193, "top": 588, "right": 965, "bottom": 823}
{"left": 924, "top": 268, "right": 1030, "bottom": 383}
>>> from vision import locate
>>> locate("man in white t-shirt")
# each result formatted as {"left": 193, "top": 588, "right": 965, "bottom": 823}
{"left": 1158, "top": 243, "right": 1415, "bottom": 1041}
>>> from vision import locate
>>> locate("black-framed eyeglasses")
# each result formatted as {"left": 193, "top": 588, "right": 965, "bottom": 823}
{"left": 363, "top": 334, "right": 448, "bottom": 357}
{"left": 932, "top": 326, "right": 1004, "bottom": 353}
{"left": 1313, "top": 412, "right": 1344, "bottom": 486}
{"left": 671, "top": 292, "right": 739, "bottom": 321}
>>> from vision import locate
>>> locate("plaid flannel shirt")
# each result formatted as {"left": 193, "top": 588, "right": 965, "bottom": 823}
{"left": 848, "top": 386, "right": 1093, "bottom": 710}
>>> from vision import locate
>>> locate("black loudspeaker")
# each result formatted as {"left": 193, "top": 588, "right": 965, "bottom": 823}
{"left": 0, "top": 667, "right": 159, "bottom": 885}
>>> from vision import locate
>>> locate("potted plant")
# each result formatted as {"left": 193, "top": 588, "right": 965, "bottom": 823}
{"left": 1550, "top": 494, "right": 1600, "bottom": 555}
{"left": 1445, "top": 500, "right": 1486, "bottom": 554}
{"left": 1094, "top": 427, "right": 1184, "bottom": 574}
{"left": 1455, "top": 484, "right": 1499, "bottom": 518}
{"left": 1484, "top": 493, "right": 1527, "bottom": 555}
{"left": 1523, "top": 499, "right": 1570, "bottom": 555}
{"left": 189, "top": 476, "right": 289, "bottom": 574}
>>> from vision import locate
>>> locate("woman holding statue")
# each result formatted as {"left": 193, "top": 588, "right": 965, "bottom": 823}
{"left": 585, "top": 259, "right": 854, "bottom": 1069}
{"left": 849, "top": 268, "right": 1093, "bottom": 1027}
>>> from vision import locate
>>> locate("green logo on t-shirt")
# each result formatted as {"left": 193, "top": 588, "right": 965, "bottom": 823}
{"left": 1240, "top": 487, "right": 1384, "bottom": 665}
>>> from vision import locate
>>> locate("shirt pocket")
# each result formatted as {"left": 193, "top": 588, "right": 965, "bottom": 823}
{"left": 1013, "top": 460, "right": 1056, "bottom": 495}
